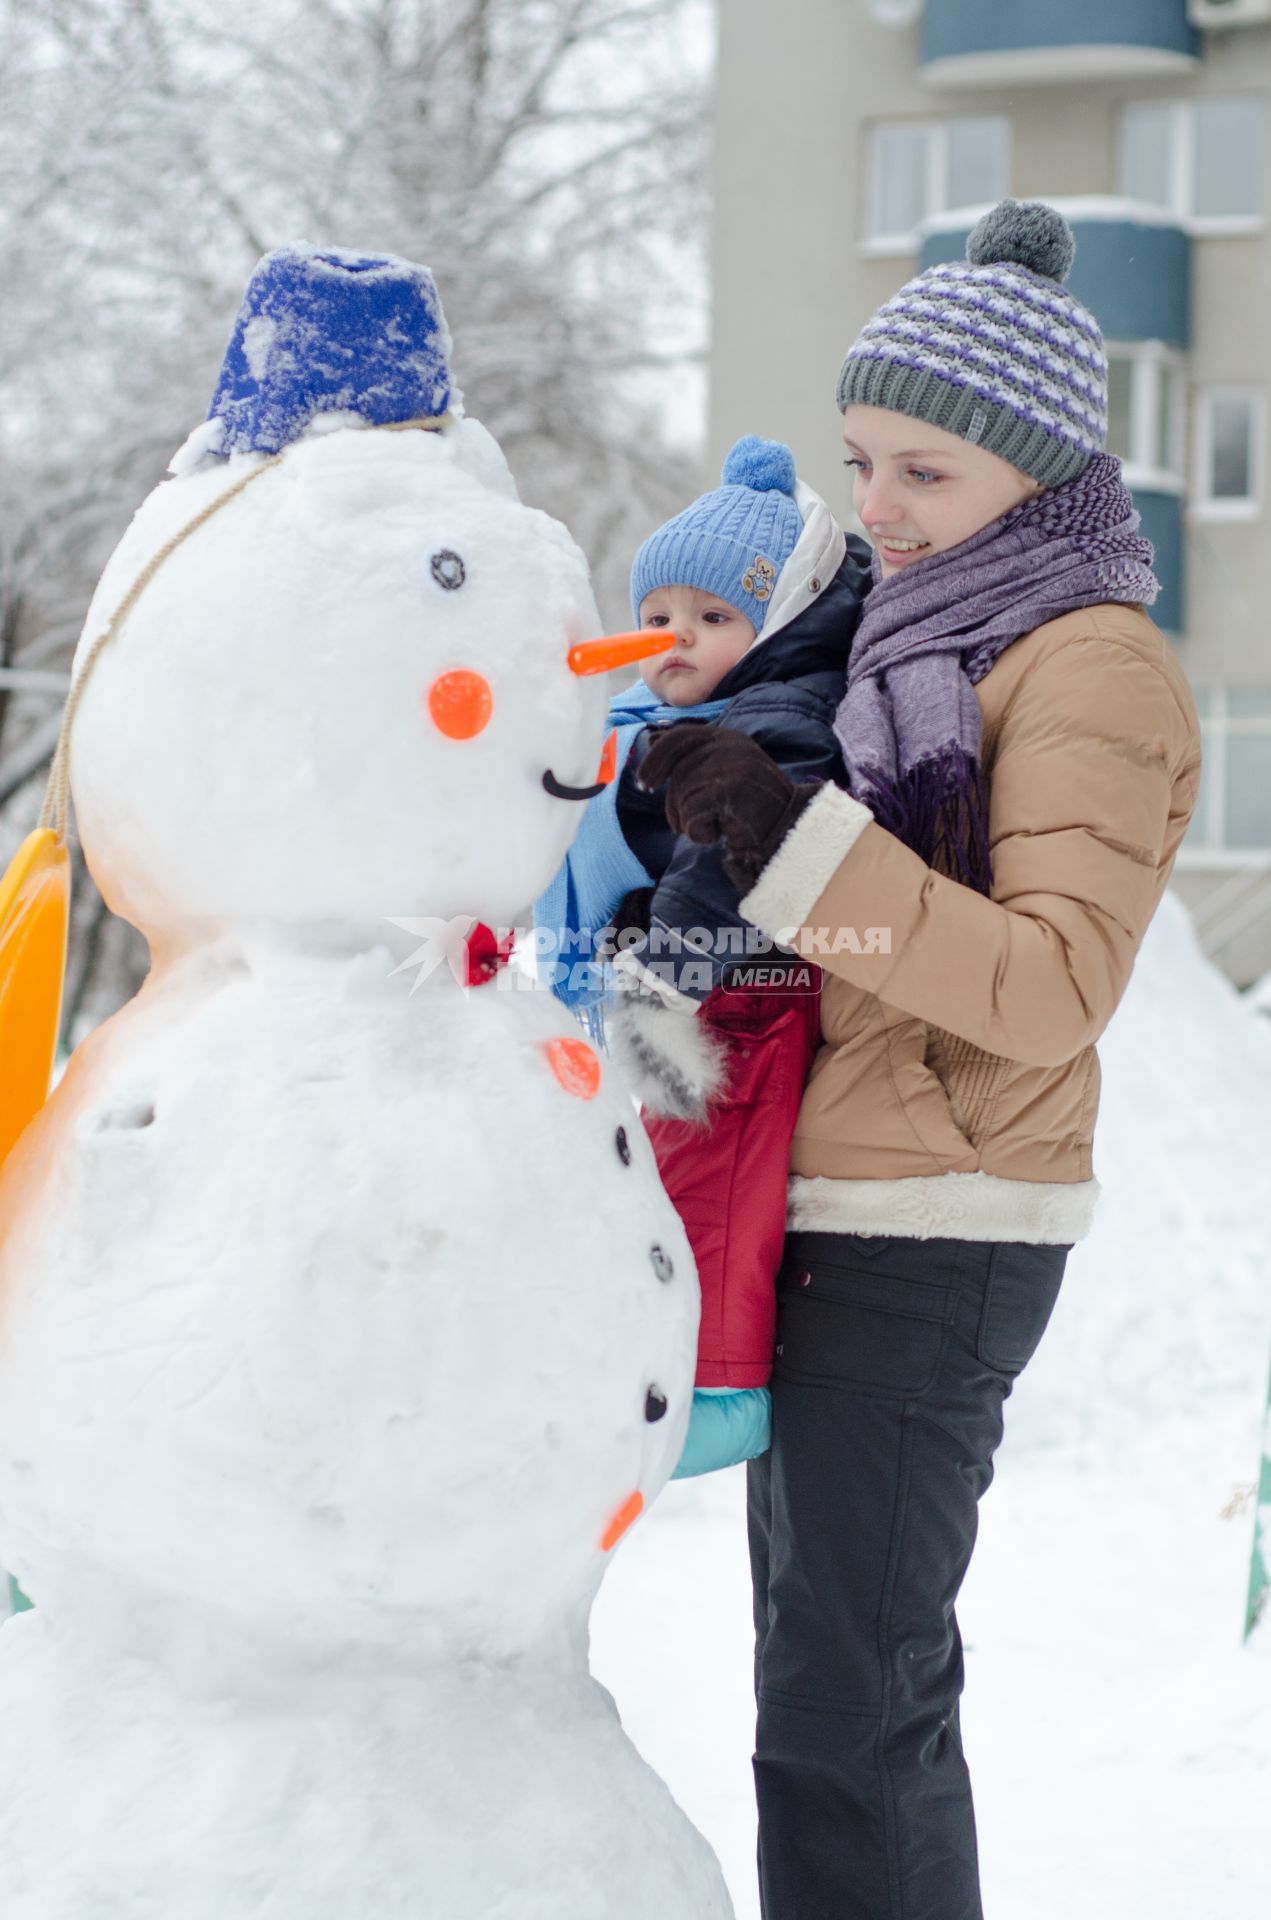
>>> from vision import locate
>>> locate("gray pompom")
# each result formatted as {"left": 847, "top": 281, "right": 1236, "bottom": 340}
{"left": 966, "top": 198, "right": 1076, "bottom": 284}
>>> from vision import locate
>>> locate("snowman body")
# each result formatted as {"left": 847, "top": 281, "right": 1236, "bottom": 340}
{"left": 0, "top": 416, "right": 732, "bottom": 1916}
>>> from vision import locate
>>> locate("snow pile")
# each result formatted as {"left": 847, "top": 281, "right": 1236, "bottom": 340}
{"left": 1017, "top": 889, "right": 1271, "bottom": 1462}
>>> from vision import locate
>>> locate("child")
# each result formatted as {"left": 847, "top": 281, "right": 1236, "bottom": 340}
{"left": 535, "top": 437, "right": 871, "bottom": 1476}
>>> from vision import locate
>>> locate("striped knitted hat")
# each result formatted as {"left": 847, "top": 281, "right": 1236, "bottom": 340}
{"left": 837, "top": 200, "right": 1107, "bottom": 488}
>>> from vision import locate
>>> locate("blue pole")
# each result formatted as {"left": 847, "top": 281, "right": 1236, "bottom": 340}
{"left": 4, "top": 1573, "right": 33, "bottom": 1617}
{"left": 1244, "top": 1343, "right": 1271, "bottom": 1644}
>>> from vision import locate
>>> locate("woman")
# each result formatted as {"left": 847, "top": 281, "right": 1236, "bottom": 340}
{"left": 640, "top": 200, "right": 1202, "bottom": 1919}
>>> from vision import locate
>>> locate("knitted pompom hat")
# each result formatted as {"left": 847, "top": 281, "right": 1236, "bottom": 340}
{"left": 630, "top": 436, "right": 803, "bottom": 633}
{"left": 836, "top": 200, "right": 1107, "bottom": 487}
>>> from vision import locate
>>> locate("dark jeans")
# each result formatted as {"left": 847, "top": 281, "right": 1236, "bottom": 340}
{"left": 748, "top": 1230, "right": 1069, "bottom": 1920}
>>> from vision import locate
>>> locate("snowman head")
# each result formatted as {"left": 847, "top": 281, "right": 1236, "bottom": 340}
{"left": 68, "top": 250, "right": 624, "bottom": 947}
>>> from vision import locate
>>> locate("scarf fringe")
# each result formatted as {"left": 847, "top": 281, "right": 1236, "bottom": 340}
{"left": 837, "top": 455, "right": 1158, "bottom": 894}
{"left": 866, "top": 747, "right": 992, "bottom": 895}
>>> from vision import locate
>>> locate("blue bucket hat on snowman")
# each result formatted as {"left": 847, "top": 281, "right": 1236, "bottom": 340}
{"left": 630, "top": 437, "right": 803, "bottom": 634}
{"left": 205, "top": 245, "right": 454, "bottom": 456}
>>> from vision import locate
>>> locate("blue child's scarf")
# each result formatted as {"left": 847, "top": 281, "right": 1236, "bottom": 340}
{"left": 535, "top": 680, "right": 729, "bottom": 1011}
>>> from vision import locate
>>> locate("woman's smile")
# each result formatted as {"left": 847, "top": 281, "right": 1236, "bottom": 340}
{"left": 873, "top": 535, "right": 931, "bottom": 567}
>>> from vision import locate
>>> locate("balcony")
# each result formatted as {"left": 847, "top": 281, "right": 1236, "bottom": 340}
{"left": 918, "top": 201, "right": 1192, "bottom": 349}
{"left": 920, "top": 0, "right": 1199, "bottom": 88}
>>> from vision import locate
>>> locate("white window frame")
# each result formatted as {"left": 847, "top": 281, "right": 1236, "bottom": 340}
{"left": 1191, "top": 387, "right": 1265, "bottom": 522}
{"left": 861, "top": 115, "right": 1012, "bottom": 255}
{"left": 1178, "top": 685, "right": 1271, "bottom": 866}
{"left": 1116, "top": 97, "right": 1266, "bottom": 235}
{"left": 1105, "top": 341, "right": 1188, "bottom": 494}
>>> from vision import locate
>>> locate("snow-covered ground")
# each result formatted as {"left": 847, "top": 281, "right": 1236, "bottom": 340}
{"left": 594, "top": 893, "right": 1271, "bottom": 1918}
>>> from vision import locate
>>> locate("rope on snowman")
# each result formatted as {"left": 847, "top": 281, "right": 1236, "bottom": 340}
{"left": 37, "top": 412, "right": 455, "bottom": 844}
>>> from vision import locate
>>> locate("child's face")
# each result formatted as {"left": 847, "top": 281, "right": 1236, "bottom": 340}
{"left": 842, "top": 405, "right": 1044, "bottom": 579}
{"left": 637, "top": 586, "right": 758, "bottom": 706}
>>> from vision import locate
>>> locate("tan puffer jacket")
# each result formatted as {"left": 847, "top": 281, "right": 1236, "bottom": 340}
{"left": 739, "top": 604, "right": 1202, "bottom": 1245}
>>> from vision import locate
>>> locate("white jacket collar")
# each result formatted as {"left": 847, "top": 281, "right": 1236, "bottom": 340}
{"left": 751, "top": 480, "right": 847, "bottom": 649}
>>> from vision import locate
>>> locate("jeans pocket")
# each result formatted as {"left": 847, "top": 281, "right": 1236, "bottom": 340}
{"left": 775, "top": 1256, "right": 956, "bottom": 1398}
{"left": 975, "top": 1243, "right": 1069, "bottom": 1376}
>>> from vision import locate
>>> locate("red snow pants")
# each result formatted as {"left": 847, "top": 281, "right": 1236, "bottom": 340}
{"left": 642, "top": 974, "right": 822, "bottom": 1390}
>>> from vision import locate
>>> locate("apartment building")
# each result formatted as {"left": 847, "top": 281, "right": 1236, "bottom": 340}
{"left": 709, "top": 0, "right": 1271, "bottom": 983}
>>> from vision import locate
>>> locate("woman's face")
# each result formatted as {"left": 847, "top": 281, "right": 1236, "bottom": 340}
{"left": 842, "top": 405, "right": 1044, "bottom": 579}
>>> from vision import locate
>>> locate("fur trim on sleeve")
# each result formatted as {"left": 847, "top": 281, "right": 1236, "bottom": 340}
{"left": 606, "top": 990, "right": 729, "bottom": 1124}
{"left": 740, "top": 782, "right": 874, "bottom": 938}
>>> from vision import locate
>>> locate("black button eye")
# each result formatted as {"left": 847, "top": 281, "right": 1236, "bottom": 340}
{"left": 644, "top": 1387, "right": 668, "bottom": 1423}
{"left": 429, "top": 549, "right": 466, "bottom": 591}
{"left": 615, "top": 1126, "right": 631, "bottom": 1166}
{"left": 649, "top": 1245, "right": 673, "bottom": 1283}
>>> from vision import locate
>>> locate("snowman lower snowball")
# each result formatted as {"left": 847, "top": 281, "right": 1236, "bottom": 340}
{"left": 0, "top": 250, "right": 733, "bottom": 1919}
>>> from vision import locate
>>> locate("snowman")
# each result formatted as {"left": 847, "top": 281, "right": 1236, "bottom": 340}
{"left": 0, "top": 248, "right": 733, "bottom": 1920}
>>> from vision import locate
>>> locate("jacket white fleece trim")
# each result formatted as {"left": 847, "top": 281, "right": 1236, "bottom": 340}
{"left": 787, "top": 1171, "right": 1100, "bottom": 1245}
{"left": 758, "top": 482, "right": 847, "bottom": 644}
{"left": 741, "top": 782, "right": 874, "bottom": 939}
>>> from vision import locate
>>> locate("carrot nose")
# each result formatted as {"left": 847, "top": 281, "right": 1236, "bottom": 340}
{"left": 568, "top": 630, "right": 674, "bottom": 677}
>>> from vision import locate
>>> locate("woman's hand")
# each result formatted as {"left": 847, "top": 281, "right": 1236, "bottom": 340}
{"left": 638, "top": 723, "right": 824, "bottom": 891}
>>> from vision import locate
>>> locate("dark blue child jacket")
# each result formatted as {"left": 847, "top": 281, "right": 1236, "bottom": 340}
{"left": 617, "top": 536, "right": 871, "bottom": 997}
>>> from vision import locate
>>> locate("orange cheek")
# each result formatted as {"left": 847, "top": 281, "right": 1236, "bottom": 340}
{"left": 426, "top": 671, "right": 493, "bottom": 740}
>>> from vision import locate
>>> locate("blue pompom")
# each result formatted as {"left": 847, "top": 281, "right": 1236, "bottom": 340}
{"left": 721, "top": 435, "right": 797, "bottom": 496}
{"left": 208, "top": 245, "right": 452, "bottom": 456}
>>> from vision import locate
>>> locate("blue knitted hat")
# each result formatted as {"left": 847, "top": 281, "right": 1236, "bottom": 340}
{"left": 207, "top": 245, "right": 453, "bottom": 456}
{"left": 630, "top": 437, "right": 803, "bottom": 633}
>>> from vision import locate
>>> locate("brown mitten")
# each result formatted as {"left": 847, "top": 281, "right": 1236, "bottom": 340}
{"left": 639, "top": 724, "right": 823, "bottom": 889}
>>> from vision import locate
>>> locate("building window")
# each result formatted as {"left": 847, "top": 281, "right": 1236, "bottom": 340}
{"left": 1117, "top": 98, "right": 1265, "bottom": 228}
{"left": 864, "top": 115, "right": 1011, "bottom": 248}
{"left": 1105, "top": 344, "right": 1186, "bottom": 490}
{"left": 1185, "top": 688, "right": 1271, "bottom": 857}
{"left": 1193, "top": 389, "right": 1264, "bottom": 518}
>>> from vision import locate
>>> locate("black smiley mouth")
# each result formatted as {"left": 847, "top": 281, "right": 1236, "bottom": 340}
{"left": 542, "top": 768, "right": 606, "bottom": 802}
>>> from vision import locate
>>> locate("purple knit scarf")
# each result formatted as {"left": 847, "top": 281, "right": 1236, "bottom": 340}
{"left": 834, "top": 454, "right": 1158, "bottom": 894}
